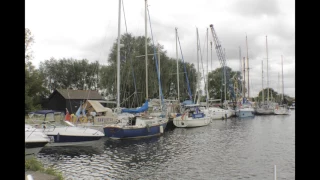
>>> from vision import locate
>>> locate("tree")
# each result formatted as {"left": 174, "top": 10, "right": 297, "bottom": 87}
{"left": 99, "top": 33, "right": 197, "bottom": 107}
{"left": 39, "top": 58, "right": 100, "bottom": 92}
{"left": 25, "top": 28, "right": 49, "bottom": 113}
{"left": 25, "top": 28, "right": 34, "bottom": 62}
{"left": 207, "top": 66, "right": 241, "bottom": 102}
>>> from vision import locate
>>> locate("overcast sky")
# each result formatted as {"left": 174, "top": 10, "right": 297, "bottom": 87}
{"left": 25, "top": 0, "right": 295, "bottom": 98}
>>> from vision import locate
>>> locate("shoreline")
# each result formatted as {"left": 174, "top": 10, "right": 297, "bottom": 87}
{"left": 25, "top": 171, "right": 59, "bottom": 180}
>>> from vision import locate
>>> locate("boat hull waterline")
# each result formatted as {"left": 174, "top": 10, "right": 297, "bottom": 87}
{"left": 25, "top": 142, "right": 49, "bottom": 156}
{"left": 103, "top": 122, "right": 167, "bottom": 139}
{"left": 236, "top": 109, "right": 255, "bottom": 118}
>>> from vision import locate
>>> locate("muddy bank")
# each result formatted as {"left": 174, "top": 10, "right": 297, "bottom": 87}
{"left": 25, "top": 171, "right": 59, "bottom": 180}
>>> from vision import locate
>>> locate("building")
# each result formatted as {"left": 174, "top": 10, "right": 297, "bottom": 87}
{"left": 46, "top": 89, "right": 104, "bottom": 114}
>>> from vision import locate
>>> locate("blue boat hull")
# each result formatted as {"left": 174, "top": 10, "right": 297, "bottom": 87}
{"left": 104, "top": 122, "right": 167, "bottom": 139}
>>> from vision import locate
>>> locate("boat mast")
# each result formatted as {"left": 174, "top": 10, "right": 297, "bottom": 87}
{"left": 176, "top": 28, "right": 179, "bottom": 101}
{"left": 239, "top": 46, "right": 242, "bottom": 99}
{"left": 278, "top": 72, "right": 280, "bottom": 103}
{"left": 211, "top": 41, "right": 213, "bottom": 73}
{"left": 145, "top": 0, "right": 148, "bottom": 101}
{"left": 266, "top": 36, "right": 269, "bottom": 103}
{"left": 262, "top": 60, "right": 264, "bottom": 103}
{"left": 116, "top": 0, "right": 121, "bottom": 111}
{"left": 243, "top": 57, "right": 246, "bottom": 98}
{"left": 281, "top": 55, "right": 284, "bottom": 103}
{"left": 246, "top": 35, "right": 250, "bottom": 99}
{"left": 224, "top": 48, "right": 227, "bottom": 104}
{"left": 195, "top": 28, "right": 200, "bottom": 104}
{"left": 206, "top": 28, "right": 209, "bottom": 108}
{"left": 158, "top": 43, "right": 161, "bottom": 108}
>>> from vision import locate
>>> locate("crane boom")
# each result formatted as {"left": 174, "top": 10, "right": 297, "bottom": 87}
{"left": 209, "top": 24, "right": 235, "bottom": 104}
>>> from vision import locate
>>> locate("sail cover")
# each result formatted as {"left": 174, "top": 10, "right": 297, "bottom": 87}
{"left": 121, "top": 100, "right": 149, "bottom": 113}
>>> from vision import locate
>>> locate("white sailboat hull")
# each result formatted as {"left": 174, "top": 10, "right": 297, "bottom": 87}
{"left": 255, "top": 108, "right": 274, "bottom": 115}
{"left": 202, "top": 107, "right": 232, "bottom": 120}
{"left": 274, "top": 107, "right": 290, "bottom": 115}
{"left": 173, "top": 116, "right": 211, "bottom": 128}
{"left": 235, "top": 107, "right": 255, "bottom": 118}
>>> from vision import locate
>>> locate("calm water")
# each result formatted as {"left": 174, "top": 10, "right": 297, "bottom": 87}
{"left": 38, "top": 111, "right": 295, "bottom": 180}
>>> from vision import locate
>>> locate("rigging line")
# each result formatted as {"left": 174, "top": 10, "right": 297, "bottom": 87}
{"left": 147, "top": 7, "right": 165, "bottom": 108}
{"left": 121, "top": 0, "right": 128, "bottom": 33}
{"left": 120, "top": 92, "right": 136, "bottom": 105}
{"left": 197, "top": 32, "right": 207, "bottom": 103}
{"left": 177, "top": 32, "right": 192, "bottom": 100}
{"left": 122, "top": 37, "right": 139, "bottom": 106}
{"left": 67, "top": 59, "right": 78, "bottom": 113}
{"left": 67, "top": 90, "right": 73, "bottom": 113}
{"left": 83, "top": 61, "right": 101, "bottom": 103}
{"left": 121, "top": 0, "right": 139, "bottom": 105}
{"left": 198, "top": 31, "right": 207, "bottom": 90}
{"left": 99, "top": 21, "right": 111, "bottom": 65}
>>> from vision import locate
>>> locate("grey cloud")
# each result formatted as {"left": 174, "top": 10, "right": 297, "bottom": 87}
{"left": 232, "top": 0, "right": 281, "bottom": 17}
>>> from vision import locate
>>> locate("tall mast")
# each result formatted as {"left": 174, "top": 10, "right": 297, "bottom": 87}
{"left": 266, "top": 36, "right": 269, "bottom": 103}
{"left": 206, "top": 28, "right": 209, "bottom": 108}
{"left": 158, "top": 43, "right": 161, "bottom": 107}
{"left": 116, "top": 0, "right": 121, "bottom": 110}
{"left": 246, "top": 35, "right": 250, "bottom": 99}
{"left": 239, "top": 46, "right": 242, "bottom": 98}
{"left": 281, "top": 55, "right": 284, "bottom": 103}
{"left": 224, "top": 48, "right": 227, "bottom": 104}
{"left": 195, "top": 28, "right": 200, "bottom": 104}
{"left": 243, "top": 57, "right": 246, "bottom": 98}
{"left": 278, "top": 72, "right": 280, "bottom": 103}
{"left": 175, "top": 28, "right": 179, "bottom": 101}
{"left": 210, "top": 41, "right": 213, "bottom": 72}
{"left": 145, "top": 0, "right": 148, "bottom": 100}
{"left": 262, "top": 60, "right": 264, "bottom": 103}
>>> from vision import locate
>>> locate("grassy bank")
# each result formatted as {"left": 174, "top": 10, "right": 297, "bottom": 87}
{"left": 25, "top": 157, "right": 64, "bottom": 180}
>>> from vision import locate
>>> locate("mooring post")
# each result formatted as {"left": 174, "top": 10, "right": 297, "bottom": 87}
{"left": 26, "top": 174, "right": 34, "bottom": 180}
{"left": 274, "top": 165, "right": 276, "bottom": 180}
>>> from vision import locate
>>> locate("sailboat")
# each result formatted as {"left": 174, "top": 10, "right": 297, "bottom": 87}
{"left": 148, "top": 43, "right": 179, "bottom": 131}
{"left": 172, "top": 28, "right": 211, "bottom": 128}
{"left": 235, "top": 36, "right": 255, "bottom": 118}
{"left": 202, "top": 26, "right": 233, "bottom": 120}
{"left": 289, "top": 101, "right": 295, "bottom": 109}
{"left": 103, "top": 0, "right": 167, "bottom": 139}
{"left": 255, "top": 36, "right": 275, "bottom": 115}
{"left": 255, "top": 60, "right": 274, "bottom": 115}
{"left": 274, "top": 55, "right": 290, "bottom": 115}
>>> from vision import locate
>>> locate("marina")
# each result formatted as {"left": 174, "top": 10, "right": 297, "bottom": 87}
{"left": 25, "top": 0, "right": 295, "bottom": 179}
{"left": 35, "top": 112, "right": 295, "bottom": 180}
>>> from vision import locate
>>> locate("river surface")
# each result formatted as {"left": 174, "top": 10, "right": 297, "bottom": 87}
{"left": 37, "top": 111, "right": 295, "bottom": 180}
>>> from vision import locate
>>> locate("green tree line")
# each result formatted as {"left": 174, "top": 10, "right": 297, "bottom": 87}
{"left": 25, "top": 29, "right": 294, "bottom": 113}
